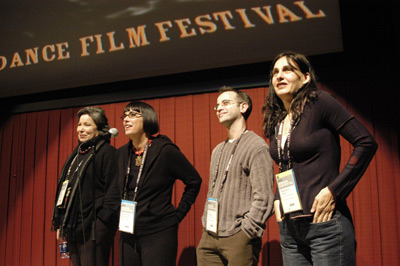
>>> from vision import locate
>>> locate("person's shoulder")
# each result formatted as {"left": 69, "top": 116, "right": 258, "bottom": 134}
{"left": 306, "top": 90, "right": 339, "bottom": 113}
{"left": 100, "top": 142, "right": 117, "bottom": 153}
{"left": 117, "top": 141, "right": 130, "bottom": 150}
{"left": 239, "top": 132, "right": 269, "bottom": 155}
{"left": 311, "top": 90, "right": 353, "bottom": 123}
{"left": 245, "top": 131, "right": 268, "bottom": 146}
{"left": 210, "top": 140, "right": 226, "bottom": 156}
{"left": 153, "top": 135, "right": 180, "bottom": 154}
{"left": 212, "top": 139, "right": 227, "bottom": 149}
{"left": 95, "top": 142, "right": 117, "bottom": 162}
{"left": 116, "top": 142, "right": 130, "bottom": 154}
{"left": 318, "top": 90, "right": 351, "bottom": 111}
{"left": 315, "top": 90, "right": 339, "bottom": 105}
{"left": 153, "top": 134, "right": 173, "bottom": 145}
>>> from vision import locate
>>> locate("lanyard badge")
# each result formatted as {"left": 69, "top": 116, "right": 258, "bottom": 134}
{"left": 119, "top": 200, "right": 137, "bottom": 234}
{"left": 276, "top": 118, "right": 303, "bottom": 214}
{"left": 56, "top": 180, "right": 69, "bottom": 208}
{"left": 206, "top": 198, "right": 218, "bottom": 234}
{"left": 275, "top": 169, "right": 302, "bottom": 214}
{"left": 119, "top": 140, "right": 150, "bottom": 234}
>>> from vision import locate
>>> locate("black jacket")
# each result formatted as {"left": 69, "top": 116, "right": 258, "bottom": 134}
{"left": 52, "top": 136, "right": 120, "bottom": 241}
{"left": 117, "top": 135, "right": 202, "bottom": 235}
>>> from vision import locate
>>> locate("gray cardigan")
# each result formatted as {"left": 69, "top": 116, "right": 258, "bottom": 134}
{"left": 201, "top": 131, "right": 274, "bottom": 239}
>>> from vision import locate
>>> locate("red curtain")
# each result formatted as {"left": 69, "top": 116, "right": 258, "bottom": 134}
{"left": 0, "top": 85, "right": 398, "bottom": 266}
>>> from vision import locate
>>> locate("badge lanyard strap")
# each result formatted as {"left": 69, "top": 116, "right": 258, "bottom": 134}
{"left": 276, "top": 117, "right": 297, "bottom": 172}
{"left": 66, "top": 142, "right": 95, "bottom": 181}
{"left": 210, "top": 128, "right": 246, "bottom": 199}
{"left": 66, "top": 153, "right": 84, "bottom": 182}
{"left": 123, "top": 141, "right": 149, "bottom": 201}
{"left": 277, "top": 99, "right": 307, "bottom": 172}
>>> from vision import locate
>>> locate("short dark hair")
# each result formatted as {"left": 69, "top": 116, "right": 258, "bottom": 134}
{"left": 218, "top": 86, "right": 252, "bottom": 120}
{"left": 124, "top": 101, "right": 159, "bottom": 136}
{"left": 77, "top": 106, "right": 110, "bottom": 136}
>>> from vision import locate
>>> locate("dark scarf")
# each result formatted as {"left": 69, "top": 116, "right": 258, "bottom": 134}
{"left": 51, "top": 136, "right": 106, "bottom": 240}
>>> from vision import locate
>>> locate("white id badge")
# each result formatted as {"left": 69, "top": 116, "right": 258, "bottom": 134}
{"left": 119, "top": 200, "right": 137, "bottom": 234}
{"left": 206, "top": 198, "right": 218, "bottom": 234}
{"left": 275, "top": 169, "right": 303, "bottom": 214}
{"left": 56, "top": 180, "right": 69, "bottom": 207}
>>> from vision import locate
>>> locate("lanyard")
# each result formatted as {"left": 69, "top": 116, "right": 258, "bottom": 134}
{"left": 66, "top": 154, "right": 84, "bottom": 182}
{"left": 276, "top": 98, "right": 307, "bottom": 172}
{"left": 123, "top": 141, "right": 149, "bottom": 201}
{"left": 276, "top": 117, "right": 295, "bottom": 172}
{"left": 210, "top": 129, "right": 246, "bottom": 199}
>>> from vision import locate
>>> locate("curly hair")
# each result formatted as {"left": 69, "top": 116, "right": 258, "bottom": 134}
{"left": 262, "top": 51, "right": 319, "bottom": 139}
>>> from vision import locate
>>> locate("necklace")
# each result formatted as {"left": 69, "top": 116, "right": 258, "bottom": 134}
{"left": 134, "top": 150, "right": 144, "bottom": 167}
{"left": 132, "top": 139, "right": 152, "bottom": 167}
{"left": 79, "top": 146, "right": 92, "bottom": 154}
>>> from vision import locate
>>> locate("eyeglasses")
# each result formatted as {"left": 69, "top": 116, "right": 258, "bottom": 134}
{"left": 120, "top": 111, "right": 142, "bottom": 120}
{"left": 213, "top": 99, "right": 242, "bottom": 111}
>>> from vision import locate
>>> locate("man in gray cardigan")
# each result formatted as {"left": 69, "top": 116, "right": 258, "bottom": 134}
{"left": 197, "top": 86, "right": 274, "bottom": 266}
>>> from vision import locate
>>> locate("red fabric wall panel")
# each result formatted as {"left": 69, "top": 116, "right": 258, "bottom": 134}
{"left": 20, "top": 113, "right": 36, "bottom": 266}
{"left": 0, "top": 118, "right": 14, "bottom": 266}
{"left": 0, "top": 85, "right": 398, "bottom": 266}
{"left": 10, "top": 114, "right": 27, "bottom": 266}
{"left": 192, "top": 92, "right": 213, "bottom": 252}
{"left": 44, "top": 110, "right": 62, "bottom": 266}
{"left": 175, "top": 95, "right": 196, "bottom": 265}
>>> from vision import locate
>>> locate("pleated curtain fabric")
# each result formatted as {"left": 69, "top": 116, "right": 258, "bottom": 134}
{"left": 0, "top": 84, "right": 399, "bottom": 266}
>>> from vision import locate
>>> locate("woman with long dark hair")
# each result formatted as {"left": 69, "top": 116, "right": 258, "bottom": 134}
{"left": 263, "top": 51, "right": 377, "bottom": 266}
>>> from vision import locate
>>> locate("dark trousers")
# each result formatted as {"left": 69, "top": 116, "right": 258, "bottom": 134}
{"left": 68, "top": 219, "right": 115, "bottom": 266}
{"left": 119, "top": 225, "right": 178, "bottom": 266}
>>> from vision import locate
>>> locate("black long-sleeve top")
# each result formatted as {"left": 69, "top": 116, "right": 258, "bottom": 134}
{"left": 117, "top": 135, "right": 202, "bottom": 236}
{"left": 270, "top": 90, "right": 378, "bottom": 218}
